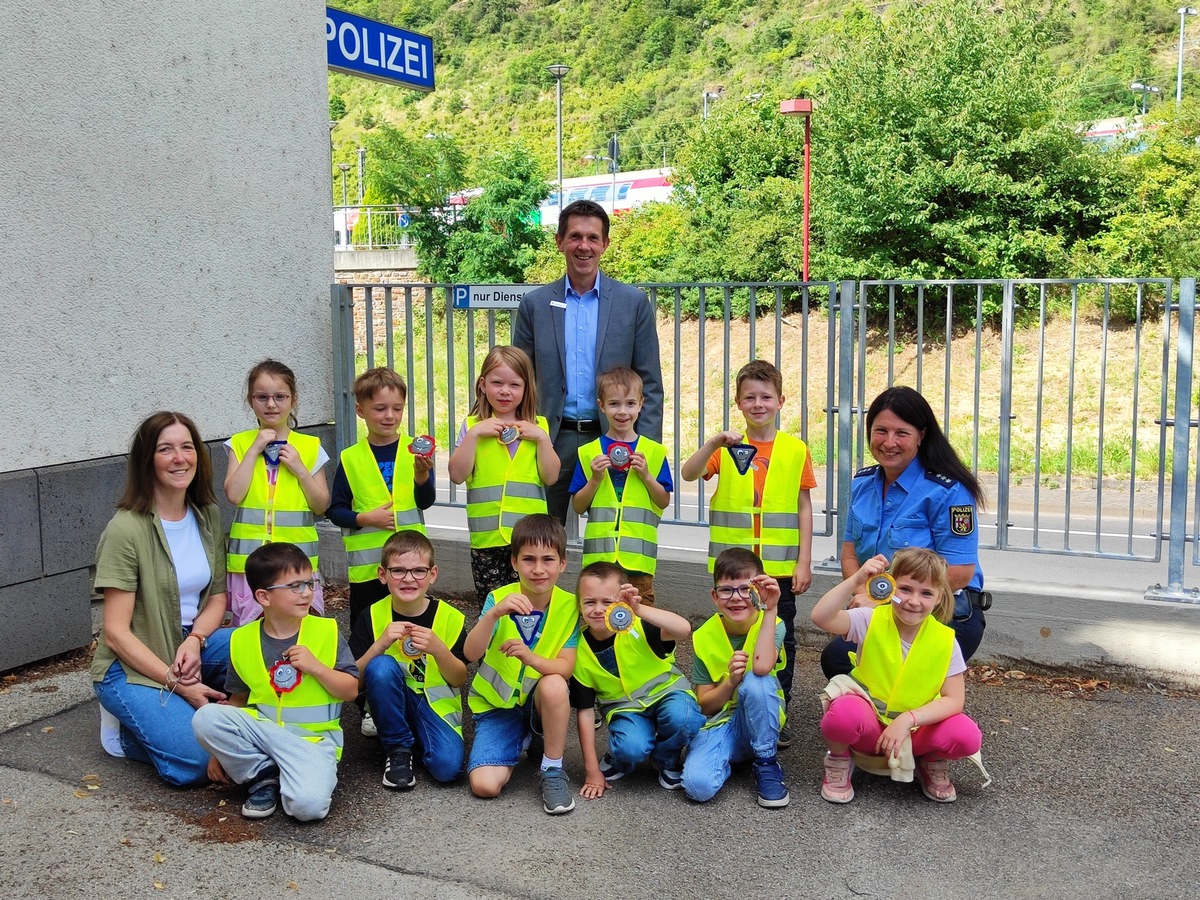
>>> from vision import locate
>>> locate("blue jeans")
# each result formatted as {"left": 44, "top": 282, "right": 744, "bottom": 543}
{"left": 681, "top": 672, "right": 783, "bottom": 802}
{"left": 467, "top": 693, "right": 541, "bottom": 771}
{"left": 363, "top": 655, "right": 464, "bottom": 782}
{"left": 93, "top": 627, "right": 232, "bottom": 787}
{"left": 608, "top": 690, "right": 705, "bottom": 773}
{"left": 776, "top": 582, "right": 798, "bottom": 706}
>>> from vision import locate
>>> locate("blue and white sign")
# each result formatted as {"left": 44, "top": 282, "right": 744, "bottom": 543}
{"left": 452, "top": 285, "right": 538, "bottom": 310}
{"left": 326, "top": 7, "right": 434, "bottom": 92}
{"left": 399, "top": 212, "right": 411, "bottom": 228}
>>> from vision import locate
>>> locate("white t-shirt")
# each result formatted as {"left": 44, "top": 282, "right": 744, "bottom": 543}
{"left": 845, "top": 606, "right": 967, "bottom": 679}
{"left": 161, "top": 507, "right": 210, "bottom": 628}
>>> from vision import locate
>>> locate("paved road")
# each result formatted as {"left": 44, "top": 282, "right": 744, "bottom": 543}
{"left": 2, "top": 644, "right": 1197, "bottom": 900}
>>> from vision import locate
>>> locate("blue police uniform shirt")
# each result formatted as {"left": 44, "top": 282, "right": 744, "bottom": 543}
{"left": 562, "top": 272, "right": 601, "bottom": 421}
{"left": 843, "top": 455, "right": 983, "bottom": 593}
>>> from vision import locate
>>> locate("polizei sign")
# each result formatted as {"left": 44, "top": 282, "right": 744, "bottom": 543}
{"left": 325, "top": 7, "right": 434, "bottom": 91}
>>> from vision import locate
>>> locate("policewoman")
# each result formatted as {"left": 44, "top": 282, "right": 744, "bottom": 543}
{"left": 820, "top": 386, "right": 988, "bottom": 678}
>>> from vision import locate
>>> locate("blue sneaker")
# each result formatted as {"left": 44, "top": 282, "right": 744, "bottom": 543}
{"left": 242, "top": 765, "right": 280, "bottom": 819}
{"left": 655, "top": 763, "right": 684, "bottom": 791}
{"left": 599, "top": 754, "right": 627, "bottom": 783}
{"left": 753, "top": 756, "right": 790, "bottom": 808}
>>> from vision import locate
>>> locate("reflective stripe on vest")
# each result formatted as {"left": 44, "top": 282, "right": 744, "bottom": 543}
{"left": 226, "top": 429, "right": 321, "bottom": 573}
{"left": 691, "top": 611, "right": 786, "bottom": 729}
{"left": 468, "top": 583, "right": 577, "bottom": 714}
{"left": 707, "top": 432, "right": 807, "bottom": 576}
{"left": 577, "top": 436, "right": 666, "bottom": 574}
{"left": 230, "top": 616, "right": 345, "bottom": 759}
{"left": 464, "top": 416, "right": 549, "bottom": 549}
{"left": 573, "top": 624, "right": 692, "bottom": 722}
{"left": 339, "top": 439, "right": 425, "bottom": 583}
{"left": 369, "top": 596, "right": 466, "bottom": 736}
{"left": 849, "top": 604, "right": 954, "bottom": 724}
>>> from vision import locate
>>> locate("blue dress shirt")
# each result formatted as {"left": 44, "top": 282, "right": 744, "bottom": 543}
{"left": 562, "top": 272, "right": 601, "bottom": 420}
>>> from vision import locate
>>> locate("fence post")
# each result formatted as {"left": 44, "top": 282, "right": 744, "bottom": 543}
{"left": 1147, "top": 277, "right": 1198, "bottom": 601}
{"left": 330, "top": 283, "right": 357, "bottom": 455}
{"left": 834, "top": 279, "right": 856, "bottom": 553}
{"left": 996, "top": 280, "right": 1015, "bottom": 549}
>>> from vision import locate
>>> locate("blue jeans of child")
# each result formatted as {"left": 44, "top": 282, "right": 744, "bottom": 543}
{"left": 363, "top": 655, "right": 464, "bottom": 782}
{"left": 608, "top": 690, "right": 705, "bottom": 774}
{"left": 681, "top": 672, "right": 783, "bottom": 802}
{"left": 93, "top": 627, "right": 232, "bottom": 787}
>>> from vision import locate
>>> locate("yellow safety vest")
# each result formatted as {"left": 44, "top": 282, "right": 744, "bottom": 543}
{"left": 230, "top": 616, "right": 345, "bottom": 759}
{"left": 227, "top": 429, "right": 320, "bottom": 574}
{"left": 572, "top": 618, "right": 692, "bottom": 723}
{"left": 468, "top": 583, "right": 577, "bottom": 714}
{"left": 691, "top": 611, "right": 786, "bottom": 729}
{"left": 369, "top": 597, "right": 466, "bottom": 736}
{"left": 464, "top": 416, "right": 549, "bottom": 549}
{"left": 707, "top": 432, "right": 807, "bottom": 576}
{"left": 577, "top": 437, "right": 666, "bottom": 575}
{"left": 849, "top": 604, "right": 954, "bottom": 724}
{"left": 339, "top": 439, "right": 426, "bottom": 583}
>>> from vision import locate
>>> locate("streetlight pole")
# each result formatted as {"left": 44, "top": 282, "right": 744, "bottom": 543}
{"left": 1179, "top": 7, "right": 1198, "bottom": 104}
{"left": 702, "top": 90, "right": 720, "bottom": 120}
{"left": 328, "top": 119, "right": 339, "bottom": 204}
{"left": 356, "top": 147, "right": 366, "bottom": 205}
{"left": 779, "top": 99, "right": 814, "bottom": 282}
{"left": 1131, "top": 81, "right": 1162, "bottom": 114}
{"left": 547, "top": 64, "right": 571, "bottom": 224}
{"left": 337, "top": 163, "right": 350, "bottom": 208}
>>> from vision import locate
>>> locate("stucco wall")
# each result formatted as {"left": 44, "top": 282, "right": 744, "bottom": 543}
{"left": 0, "top": 1, "right": 333, "bottom": 473}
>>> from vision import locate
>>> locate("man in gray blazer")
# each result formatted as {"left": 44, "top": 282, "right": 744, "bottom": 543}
{"left": 513, "top": 199, "right": 663, "bottom": 522}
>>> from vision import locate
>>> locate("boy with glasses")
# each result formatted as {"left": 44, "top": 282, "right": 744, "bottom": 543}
{"left": 349, "top": 531, "right": 468, "bottom": 790}
{"left": 192, "top": 543, "right": 359, "bottom": 821}
{"left": 681, "top": 548, "right": 791, "bottom": 808}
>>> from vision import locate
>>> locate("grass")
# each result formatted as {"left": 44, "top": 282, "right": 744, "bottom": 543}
{"left": 338, "top": 282, "right": 1187, "bottom": 487}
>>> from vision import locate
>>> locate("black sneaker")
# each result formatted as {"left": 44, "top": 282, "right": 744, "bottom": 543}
{"left": 382, "top": 749, "right": 416, "bottom": 790}
{"left": 776, "top": 724, "right": 793, "bottom": 749}
{"left": 598, "top": 753, "right": 627, "bottom": 783}
{"left": 242, "top": 766, "right": 280, "bottom": 819}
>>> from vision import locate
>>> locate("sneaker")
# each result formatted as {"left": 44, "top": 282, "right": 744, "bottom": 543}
{"left": 753, "top": 756, "right": 790, "bottom": 808}
{"left": 241, "top": 766, "right": 280, "bottom": 819}
{"left": 776, "top": 724, "right": 793, "bottom": 749}
{"left": 382, "top": 749, "right": 416, "bottom": 790}
{"left": 98, "top": 706, "right": 126, "bottom": 759}
{"left": 655, "top": 762, "right": 684, "bottom": 791}
{"left": 821, "top": 752, "right": 855, "bottom": 804}
{"left": 916, "top": 757, "right": 957, "bottom": 803}
{"left": 540, "top": 766, "right": 576, "bottom": 815}
{"left": 593, "top": 705, "right": 603, "bottom": 731}
{"left": 598, "top": 754, "right": 627, "bottom": 783}
{"left": 360, "top": 712, "right": 378, "bottom": 738}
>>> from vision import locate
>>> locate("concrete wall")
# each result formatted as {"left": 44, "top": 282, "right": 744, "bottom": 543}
{"left": 0, "top": 1, "right": 332, "bottom": 668}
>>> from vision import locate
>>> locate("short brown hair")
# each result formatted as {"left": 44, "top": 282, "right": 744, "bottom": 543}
{"left": 381, "top": 530, "right": 436, "bottom": 569}
{"left": 245, "top": 359, "right": 299, "bottom": 428}
{"left": 712, "top": 548, "right": 764, "bottom": 584}
{"left": 735, "top": 360, "right": 783, "bottom": 398}
{"left": 576, "top": 560, "right": 623, "bottom": 597}
{"left": 353, "top": 367, "right": 408, "bottom": 404}
{"left": 557, "top": 199, "right": 610, "bottom": 241}
{"left": 117, "top": 412, "right": 215, "bottom": 515}
{"left": 510, "top": 514, "right": 567, "bottom": 560}
{"left": 889, "top": 548, "right": 955, "bottom": 624}
{"left": 245, "top": 543, "right": 312, "bottom": 593}
{"left": 596, "top": 367, "right": 643, "bottom": 403}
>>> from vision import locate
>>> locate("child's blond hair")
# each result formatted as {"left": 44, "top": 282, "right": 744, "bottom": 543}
{"left": 470, "top": 346, "right": 539, "bottom": 422}
{"left": 889, "top": 548, "right": 955, "bottom": 624}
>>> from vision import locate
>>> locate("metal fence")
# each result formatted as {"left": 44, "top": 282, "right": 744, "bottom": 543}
{"left": 330, "top": 278, "right": 1200, "bottom": 602}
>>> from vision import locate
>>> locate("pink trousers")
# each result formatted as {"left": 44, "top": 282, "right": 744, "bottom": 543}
{"left": 820, "top": 694, "right": 982, "bottom": 759}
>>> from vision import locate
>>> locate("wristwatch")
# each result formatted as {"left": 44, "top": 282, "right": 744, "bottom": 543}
{"left": 188, "top": 632, "right": 208, "bottom": 650}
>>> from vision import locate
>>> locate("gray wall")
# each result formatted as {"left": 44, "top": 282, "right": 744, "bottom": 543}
{"left": 0, "top": 1, "right": 333, "bottom": 669}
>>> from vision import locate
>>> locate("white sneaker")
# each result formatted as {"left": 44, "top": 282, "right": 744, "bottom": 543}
{"left": 99, "top": 705, "right": 126, "bottom": 758}
{"left": 361, "top": 712, "right": 378, "bottom": 738}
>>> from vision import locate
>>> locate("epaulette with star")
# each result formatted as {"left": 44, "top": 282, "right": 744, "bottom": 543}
{"left": 925, "top": 470, "right": 956, "bottom": 487}
{"left": 854, "top": 464, "right": 879, "bottom": 478}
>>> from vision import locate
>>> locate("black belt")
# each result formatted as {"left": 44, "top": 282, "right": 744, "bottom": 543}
{"left": 964, "top": 588, "right": 992, "bottom": 611}
{"left": 560, "top": 418, "right": 601, "bottom": 433}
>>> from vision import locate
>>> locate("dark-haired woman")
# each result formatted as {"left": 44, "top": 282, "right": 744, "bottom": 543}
{"left": 91, "top": 412, "right": 232, "bottom": 786}
{"left": 820, "top": 386, "right": 987, "bottom": 678}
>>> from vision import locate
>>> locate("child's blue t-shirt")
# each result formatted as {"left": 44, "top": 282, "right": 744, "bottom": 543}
{"left": 479, "top": 594, "right": 580, "bottom": 649}
{"left": 690, "top": 621, "right": 785, "bottom": 686}
{"left": 568, "top": 435, "right": 673, "bottom": 501}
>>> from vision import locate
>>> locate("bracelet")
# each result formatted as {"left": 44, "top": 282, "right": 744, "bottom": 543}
{"left": 908, "top": 710, "right": 919, "bottom": 729}
{"left": 186, "top": 632, "right": 208, "bottom": 650}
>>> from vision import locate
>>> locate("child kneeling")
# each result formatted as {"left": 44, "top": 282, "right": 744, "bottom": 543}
{"left": 810, "top": 548, "right": 984, "bottom": 804}
{"left": 572, "top": 562, "right": 704, "bottom": 797}
{"left": 681, "top": 548, "right": 791, "bottom": 808}
{"left": 193, "top": 543, "right": 359, "bottom": 821}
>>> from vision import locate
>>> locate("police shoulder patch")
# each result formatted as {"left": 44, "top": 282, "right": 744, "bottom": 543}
{"left": 926, "top": 470, "right": 955, "bottom": 487}
{"left": 854, "top": 464, "right": 880, "bottom": 478}
{"left": 949, "top": 504, "right": 975, "bottom": 536}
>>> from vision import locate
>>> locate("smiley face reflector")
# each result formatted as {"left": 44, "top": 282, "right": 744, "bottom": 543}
{"left": 269, "top": 660, "right": 302, "bottom": 693}
{"left": 399, "top": 636, "right": 424, "bottom": 661}
{"left": 607, "top": 442, "right": 633, "bottom": 471}
{"left": 868, "top": 572, "right": 897, "bottom": 604}
{"left": 727, "top": 443, "right": 757, "bottom": 476}
{"left": 409, "top": 435, "right": 435, "bottom": 458}
{"left": 510, "top": 611, "right": 544, "bottom": 646}
{"left": 604, "top": 601, "right": 636, "bottom": 633}
{"left": 263, "top": 440, "right": 287, "bottom": 465}
{"left": 499, "top": 425, "right": 520, "bottom": 445}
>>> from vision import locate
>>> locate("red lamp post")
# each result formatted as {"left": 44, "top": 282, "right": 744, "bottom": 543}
{"left": 779, "top": 98, "right": 813, "bottom": 282}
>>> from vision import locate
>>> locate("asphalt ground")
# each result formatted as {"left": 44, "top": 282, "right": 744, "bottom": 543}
{"left": 2, "top": 626, "right": 1198, "bottom": 900}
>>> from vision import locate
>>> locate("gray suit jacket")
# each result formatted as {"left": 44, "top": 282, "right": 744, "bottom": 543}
{"left": 513, "top": 274, "right": 663, "bottom": 442}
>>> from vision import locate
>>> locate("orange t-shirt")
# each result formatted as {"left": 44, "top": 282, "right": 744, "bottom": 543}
{"left": 704, "top": 435, "right": 818, "bottom": 543}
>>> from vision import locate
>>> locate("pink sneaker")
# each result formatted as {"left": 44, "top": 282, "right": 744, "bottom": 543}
{"left": 821, "top": 752, "right": 855, "bottom": 803}
{"left": 916, "top": 757, "right": 957, "bottom": 803}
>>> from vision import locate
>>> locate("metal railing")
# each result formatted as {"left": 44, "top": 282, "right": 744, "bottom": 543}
{"left": 330, "top": 278, "right": 1200, "bottom": 601}
{"left": 333, "top": 205, "right": 417, "bottom": 250}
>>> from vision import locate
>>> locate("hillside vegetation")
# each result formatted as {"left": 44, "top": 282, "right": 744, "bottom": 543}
{"left": 329, "top": 0, "right": 1200, "bottom": 296}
